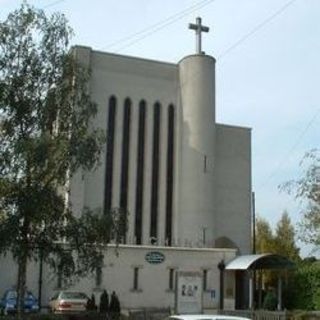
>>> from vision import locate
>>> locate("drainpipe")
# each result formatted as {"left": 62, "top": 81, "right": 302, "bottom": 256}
{"left": 277, "top": 275, "right": 282, "bottom": 311}
{"left": 249, "top": 270, "right": 254, "bottom": 310}
{"left": 218, "top": 260, "right": 225, "bottom": 310}
{"left": 252, "top": 192, "right": 256, "bottom": 310}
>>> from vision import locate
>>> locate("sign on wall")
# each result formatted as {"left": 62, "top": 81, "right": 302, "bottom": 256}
{"left": 175, "top": 271, "right": 203, "bottom": 314}
{"left": 145, "top": 251, "right": 165, "bottom": 264}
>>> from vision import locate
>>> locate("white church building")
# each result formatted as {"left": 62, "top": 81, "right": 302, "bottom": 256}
{"left": 0, "top": 18, "right": 252, "bottom": 312}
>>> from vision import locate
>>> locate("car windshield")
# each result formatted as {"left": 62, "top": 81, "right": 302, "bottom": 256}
{"left": 6, "top": 291, "right": 34, "bottom": 299}
{"left": 6, "top": 291, "right": 17, "bottom": 299}
{"left": 60, "top": 292, "right": 87, "bottom": 299}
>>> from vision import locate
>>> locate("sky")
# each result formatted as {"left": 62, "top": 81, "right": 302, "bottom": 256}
{"left": 1, "top": 0, "right": 319, "bottom": 257}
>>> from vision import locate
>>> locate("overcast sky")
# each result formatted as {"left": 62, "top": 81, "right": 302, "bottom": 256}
{"left": 1, "top": 0, "right": 319, "bottom": 256}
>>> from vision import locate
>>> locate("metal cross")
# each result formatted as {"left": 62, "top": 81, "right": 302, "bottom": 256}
{"left": 188, "top": 17, "right": 209, "bottom": 54}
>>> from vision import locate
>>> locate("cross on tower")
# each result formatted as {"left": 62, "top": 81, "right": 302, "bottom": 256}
{"left": 188, "top": 17, "right": 209, "bottom": 54}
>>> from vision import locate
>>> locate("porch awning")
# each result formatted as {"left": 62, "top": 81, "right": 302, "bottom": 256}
{"left": 225, "top": 253, "right": 295, "bottom": 270}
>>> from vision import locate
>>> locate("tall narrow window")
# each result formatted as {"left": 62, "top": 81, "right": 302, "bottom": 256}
{"left": 135, "top": 101, "right": 146, "bottom": 244}
{"left": 104, "top": 96, "right": 116, "bottom": 213}
{"left": 95, "top": 266, "right": 102, "bottom": 287}
{"left": 133, "top": 267, "right": 139, "bottom": 291}
{"left": 57, "top": 266, "right": 63, "bottom": 289}
{"left": 203, "top": 269, "right": 208, "bottom": 291}
{"left": 168, "top": 268, "right": 175, "bottom": 291}
{"left": 150, "top": 102, "right": 161, "bottom": 239}
{"left": 165, "top": 104, "right": 174, "bottom": 245}
{"left": 119, "top": 98, "right": 131, "bottom": 243}
{"left": 120, "top": 98, "right": 131, "bottom": 210}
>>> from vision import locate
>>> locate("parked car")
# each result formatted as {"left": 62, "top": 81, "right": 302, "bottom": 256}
{"left": 0, "top": 289, "right": 39, "bottom": 315}
{"left": 168, "top": 316, "right": 251, "bottom": 320}
{"left": 49, "top": 291, "right": 89, "bottom": 314}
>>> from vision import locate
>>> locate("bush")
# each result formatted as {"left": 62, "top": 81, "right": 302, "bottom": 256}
{"left": 284, "top": 261, "right": 320, "bottom": 310}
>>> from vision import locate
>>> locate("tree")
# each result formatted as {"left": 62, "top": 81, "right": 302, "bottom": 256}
{"left": 255, "top": 213, "right": 300, "bottom": 299}
{"left": 282, "top": 149, "right": 320, "bottom": 253}
{"left": 255, "top": 216, "right": 276, "bottom": 288}
{"left": 0, "top": 3, "right": 123, "bottom": 314}
{"left": 274, "top": 211, "right": 300, "bottom": 262}
{"left": 256, "top": 212, "right": 301, "bottom": 261}
{"left": 256, "top": 216, "right": 275, "bottom": 254}
{"left": 285, "top": 259, "right": 320, "bottom": 310}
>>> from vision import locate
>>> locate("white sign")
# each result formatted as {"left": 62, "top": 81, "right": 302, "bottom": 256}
{"left": 175, "top": 271, "right": 203, "bottom": 314}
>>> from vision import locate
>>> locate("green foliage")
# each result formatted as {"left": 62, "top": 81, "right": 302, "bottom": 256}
{"left": 284, "top": 260, "right": 320, "bottom": 310}
{"left": 255, "top": 213, "right": 301, "bottom": 302}
{"left": 274, "top": 211, "right": 301, "bottom": 262}
{"left": 282, "top": 149, "right": 320, "bottom": 252}
{"left": 0, "top": 2, "right": 123, "bottom": 313}
{"left": 256, "top": 212, "right": 300, "bottom": 261}
{"left": 256, "top": 216, "right": 275, "bottom": 253}
{"left": 262, "top": 289, "right": 277, "bottom": 310}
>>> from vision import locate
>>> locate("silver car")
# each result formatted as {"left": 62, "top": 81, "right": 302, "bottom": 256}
{"left": 49, "top": 291, "right": 88, "bottom": 314}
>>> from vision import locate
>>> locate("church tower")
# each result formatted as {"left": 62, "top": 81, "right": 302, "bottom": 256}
{"left": 177, "top": 17, "right": 216, "bottom": 246}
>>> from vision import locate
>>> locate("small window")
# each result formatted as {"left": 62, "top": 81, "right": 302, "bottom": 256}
{"left": 95, "top": 266, "right": 102, "bottom": 287}
{"left": 168, "top": 268, "right": 175, "bottom": 290}
{"left": 133, "top": 267, "right": 139, "bottom": 290}
{"left": 57, "top": 265, "right": 63, "bottom": 289}
{"left": 203, "top": 269, "right": 208, "bottom": 291}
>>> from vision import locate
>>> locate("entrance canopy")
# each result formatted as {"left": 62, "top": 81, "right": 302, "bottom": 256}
{"left": 225, "top": 253, "right": 295, "bottom": 270}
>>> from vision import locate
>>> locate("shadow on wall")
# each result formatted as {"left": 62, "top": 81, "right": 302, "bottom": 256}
{"left": 215, "top": 236, "right": 239, "bottom": 251}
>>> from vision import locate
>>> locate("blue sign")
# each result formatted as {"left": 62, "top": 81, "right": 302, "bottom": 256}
{"left": 145, "top": 251, "right": 165, "bottom": 264}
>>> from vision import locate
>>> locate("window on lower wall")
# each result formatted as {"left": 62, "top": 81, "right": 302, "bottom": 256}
{"left": 168, "top": 268, "right": 175, "bottom": 291}
{"left": 203, "top": 269, "right": 208, "bottom": 291}
{"left": 133, "top": 267, "right": 139, "bottom": 291}
{"left": 95, "top": 266, "right": 102, "bottom": 287}
{"left": 57, "top": 266, "right": 63, "bottom": 289}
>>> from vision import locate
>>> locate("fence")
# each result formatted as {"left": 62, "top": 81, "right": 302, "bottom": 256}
{"left": 128, "top": 308, "right": 171, "bottom": 320}
{"left": 220, "top": 309, "right": 295, "bottom": 320}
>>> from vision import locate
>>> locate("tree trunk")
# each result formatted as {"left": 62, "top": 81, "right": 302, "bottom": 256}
{"left": 16, "top": 211, "right": 30, "bottom": 319}
{"left": 16, "top": 251, "right": 27, "bottom": 319}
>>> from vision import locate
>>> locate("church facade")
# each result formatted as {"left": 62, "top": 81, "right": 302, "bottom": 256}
{"left": 0, "top": 20, "right": 252, "bottom": 311}
{"left": 66, "top": 43, "right": 252, "bottom": 309}
{"left": 71, "top": 45, "right": 252, "bottom": 253}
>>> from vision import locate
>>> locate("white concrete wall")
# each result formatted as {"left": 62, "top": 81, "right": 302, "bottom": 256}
{"left": 0, "top": 48, "right": 252, "bottom": 314}
{"left": 214, "top": 124, "right": 252, "bottom": 254}
{"left": 0, "top": 246, "right": 237, "bottom": 311}
{"left": 70, "top": 47, "right": 180, "bottom": 244}
{"left": 0, "top": 253, "right": 45, "bottom": 304}
{"left": 69, "top": 47, "right": 251, "bottom": 252}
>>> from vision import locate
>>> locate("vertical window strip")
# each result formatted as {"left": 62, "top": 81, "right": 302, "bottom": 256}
{"left": 133, "top": 267, "right": 139, "bottom": 290}
{"left": 119, "top": 98, "right": 131, "bottom": 243}
{"left": 169, "top": 268, "right": 175, "bottom": 290}
{"left": 104, "top": 96, "right": 116, "bottom": 213}
{"left": 95, "top": 266, "right": 102, "bottom": 287}
{"left": 57, "top": 266, "right": 62, "bottom": 289}
{"left": 203, "top": 269, "right": 208, "bottom": 291}
{"left": 135, "top": 101, "right": 146, "bottom": 245}
{"left": 165, "top": 105, "right": 174, "bottom": 246}
{"left": 150, "top": 102, "right": 161, "bottom": 239}
{"left": 120, "top": 98, "right": 131, "bottom": 210}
